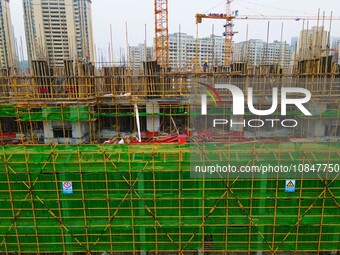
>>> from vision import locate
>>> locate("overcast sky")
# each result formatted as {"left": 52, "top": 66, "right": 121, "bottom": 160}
{"left": 10, "top": 0, "right": 340, "bottom": 60}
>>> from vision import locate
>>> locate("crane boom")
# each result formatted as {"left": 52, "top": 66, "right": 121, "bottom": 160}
{"left": 196, "top": 13, "right": 339, "bottom": 23}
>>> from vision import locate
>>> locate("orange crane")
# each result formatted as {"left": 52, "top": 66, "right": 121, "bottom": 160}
{"left": 196, "top": 7, "right": 340, "bottom": 68}
{"left": 154, "top": 0, "right": 169, "bottom": 67}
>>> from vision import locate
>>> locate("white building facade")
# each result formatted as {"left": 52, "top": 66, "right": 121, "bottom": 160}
{"left": 23, "top": 0, "right": 94, "bottom": 69}
{"left": 0, "top": 0, "right": 16, "bottom": 72}
{"left": 233, "top": 39, "right": 293, "bottom": 68}
{"left": 168, "top": 33, "right": 225, "bottom": 69}
{"left": 129, "top": 44, "right": 153, "bottom": 68}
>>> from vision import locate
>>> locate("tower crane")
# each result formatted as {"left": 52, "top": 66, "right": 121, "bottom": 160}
{"left": 154, "top": 0, "right": 169, "bottom": 67}
{"left": 196, "top": 5, "right": 340, "bottom": 68}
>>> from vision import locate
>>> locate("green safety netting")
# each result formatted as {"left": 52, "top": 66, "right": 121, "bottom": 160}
{"left": 96, "top": 112, "right": 189, "bottom": 117}
{"left": 312, "top": 109, "right": 340, "bottom": 118}
{"left": 0, "top": 143, "right": 339, "bottom": 253}
{"left": 0, "top": 104, "right": 93, "bottom": 121}
{"left": 0, "top": 104, "right": 16, "bottom": 117}
{"left": 17, "top": 106, "right": 93, "bottom": 122}
{"left": 1, "top": 104, "right": 339, "bottom": 119}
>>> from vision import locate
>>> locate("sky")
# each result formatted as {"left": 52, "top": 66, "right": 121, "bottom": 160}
{"left": 9, "top": 0, "right": 340, "bottom": 60}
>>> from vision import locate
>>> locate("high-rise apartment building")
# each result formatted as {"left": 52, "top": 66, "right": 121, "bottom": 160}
{"left": 23, "top": 0, "right": 94, "bottom": 69}
{"left": 233, "top": 39, "right": 293, "bottom": 68}
{"left": 168, "top": 33, "right": 225, "bottom": 69}
{"left": 299, "top": 26, "right": 328, "bottom": 60}
{"left": 129, "top": 44, "right": 153, "bottom": 68}
{"left": 331, "top": 37, "right": 340, "bottom": 49}
{"left": 291, "top": 36, "right": 299, "bottom": 51}
{"left": 233, "top": 39, "right": 263, "bottom": 66}
{"left": 0, "top": 0, "right": 16, "bottom": 72}
{"left": 334, "top": 39, "right": 340, "bottom": 65}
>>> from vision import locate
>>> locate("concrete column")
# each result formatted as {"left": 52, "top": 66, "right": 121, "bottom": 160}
{"left": 71, "top": 122, "right": 89, "bottom": 144}
{"left": 146, "top": 103, "right": 160, "bottom": 132}
{"left": 43, "top": 121, "right": 54, "bottom": 144}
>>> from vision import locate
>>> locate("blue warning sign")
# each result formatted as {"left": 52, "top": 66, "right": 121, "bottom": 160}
{"left": 285, "top": 180, "right": 296, "bottom": 192}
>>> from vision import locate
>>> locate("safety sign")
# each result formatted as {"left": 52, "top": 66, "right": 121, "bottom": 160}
{"left": 62, "top": 181, "right": 73, "bottom": 194}
{"left": 285, "top": 180, "right": 296, "bottom": 192}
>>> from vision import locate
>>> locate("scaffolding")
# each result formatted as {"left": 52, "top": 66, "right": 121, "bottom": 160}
{"left": 1, "top": 67, "right": 340, "bottom": 144}
{"left": 0, "top": 143, "right": 339, "bottom": 254}
{"left": 0, "top": 54, "right": 339, "bottom": 253}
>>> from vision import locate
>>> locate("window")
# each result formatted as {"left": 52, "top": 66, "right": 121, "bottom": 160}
{"left": 53, "top": 127, "right": 72, "bottom": 138}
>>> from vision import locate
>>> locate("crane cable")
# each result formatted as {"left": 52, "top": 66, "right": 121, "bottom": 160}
{"left": 203, "top": 0, "right": 227, "bottom": 14}
{"left": 237, "top": 0, "right": 314, "bottom": 15}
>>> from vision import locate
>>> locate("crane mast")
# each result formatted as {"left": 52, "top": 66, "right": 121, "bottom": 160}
{"left": 154, "top": 0, "right": 169, "bottom": 67}
{"left": 223, "top": 0, "right": 235, "bottom": 68}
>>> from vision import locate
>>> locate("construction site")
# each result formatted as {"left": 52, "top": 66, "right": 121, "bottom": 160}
{"left": 0, "top": 0, "right": 340, "bottom": 254}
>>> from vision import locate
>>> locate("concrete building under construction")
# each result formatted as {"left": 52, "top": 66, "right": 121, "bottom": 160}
{"left": 0, "top": 51, "right": 339, "bottom": 253}
{"left": 0, "top": 1, "right": 339, "bottom": 254}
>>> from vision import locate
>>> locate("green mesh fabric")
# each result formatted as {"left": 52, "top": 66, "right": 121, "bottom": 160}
{"left": 0, "top": 143, "right": 339, "bottom": 253}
